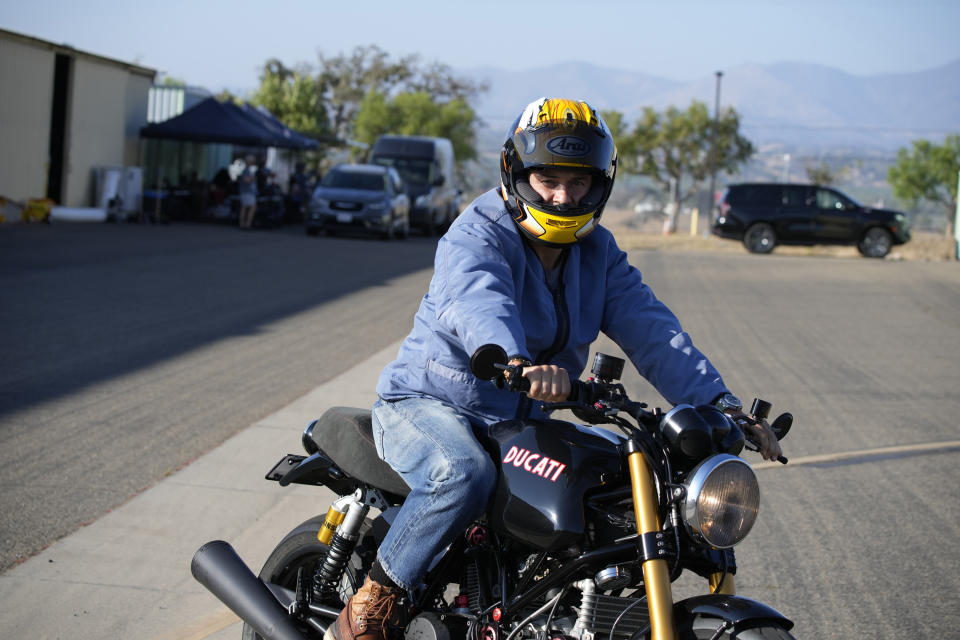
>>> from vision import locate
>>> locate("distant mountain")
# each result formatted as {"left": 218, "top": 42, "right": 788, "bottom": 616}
{"left": 463, "top": 59, "right": 960, "bottom": 152}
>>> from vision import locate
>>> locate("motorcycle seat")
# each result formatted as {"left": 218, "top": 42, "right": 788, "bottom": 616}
{"left": 308, "top": 406, "right": 411, "bottom": 498}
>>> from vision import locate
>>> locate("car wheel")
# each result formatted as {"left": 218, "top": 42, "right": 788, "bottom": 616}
{"left": 743, "top": 222, "right": 777, "bottom": 254}
{"left": 422, "top": 214, "right": 437, "bottom": 237}
{"left": 382, "top": 218, "right": 396, "bottom": 241}
{"left": 858, "top": 227, "right": 892, "bottom": 258}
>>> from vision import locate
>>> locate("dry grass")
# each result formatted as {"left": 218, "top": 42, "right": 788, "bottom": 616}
{"left": 601, "top": 208, "right": 957, "bottom": 262}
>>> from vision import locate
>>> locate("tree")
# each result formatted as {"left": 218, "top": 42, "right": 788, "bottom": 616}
{"left": 353, "top": 91, "right": 478, "bottom": 163}
{"left": 887, "top": 134, "right": 960, "bottom": 238}
{"left": 248, "top": 45, "right": 486, "bottom": 165}
{"left": 607, "top": 101, "right": 754, "bottom": 233}
{"left": 250, "top": 58, "right": 331, "bottom": 139}
{"left": 317, "top": 46, "right": 486, "bottom": 147}
{"left": 317, "top": 45, "right": 418, "bottom": 144}
{"left": 806, "top": 162, "right": 840, "bottom": 185}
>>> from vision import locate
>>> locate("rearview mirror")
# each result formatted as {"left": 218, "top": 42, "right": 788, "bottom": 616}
{"left": 469, "top": 344, "right": 507, "bottom": 380}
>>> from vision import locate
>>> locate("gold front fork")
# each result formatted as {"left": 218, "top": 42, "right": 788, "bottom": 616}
{"left": 709, "top": 572, "right": 736, "bottom": 595}
{"left": 627, "top": 448, "right": 676, "bottom": 640}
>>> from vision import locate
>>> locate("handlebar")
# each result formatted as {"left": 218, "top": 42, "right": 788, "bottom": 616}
{"left": 470, "top": 344, "right": 790, "bottom": 463}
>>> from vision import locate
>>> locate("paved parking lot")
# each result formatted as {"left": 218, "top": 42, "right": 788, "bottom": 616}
{"left": 1, "top": 222, "right": 958, "bottom": 638}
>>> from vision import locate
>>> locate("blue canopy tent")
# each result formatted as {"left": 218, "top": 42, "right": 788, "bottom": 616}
{"left": 239, "top": 103, "right": 319, "bottom": 150}
{"left": 138, "top": 98, "right": 317, "bottom": 222}
{"left": 140, "top": 97, "right": 316, "bottom": 149}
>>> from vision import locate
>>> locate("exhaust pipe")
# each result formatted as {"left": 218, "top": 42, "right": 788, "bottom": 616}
{"left": 191, "top": 540, "right": 308, "bottom": 640}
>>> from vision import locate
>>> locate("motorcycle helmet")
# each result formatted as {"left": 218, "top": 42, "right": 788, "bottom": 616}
{"left": 500, "top": 97, "right": 617, "bottom": 246}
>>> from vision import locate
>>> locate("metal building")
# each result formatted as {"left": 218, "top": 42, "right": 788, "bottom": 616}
{"left": 0, "top": 27, "right": 156, "bottom": 209}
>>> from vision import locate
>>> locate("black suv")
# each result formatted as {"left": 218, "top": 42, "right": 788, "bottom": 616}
{"left": 712, "top": 183, "right": 911, "bottom": 258}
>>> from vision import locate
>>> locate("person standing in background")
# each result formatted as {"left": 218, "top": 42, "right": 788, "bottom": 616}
{"left": 237, "top": 155, "right": 258, "bottom": 229}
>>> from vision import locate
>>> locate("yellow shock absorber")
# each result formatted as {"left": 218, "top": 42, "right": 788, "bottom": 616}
{"left": 627, "top": 448, "right": 677, "bottom": 640}
{"left": 318, "top": 505, "right": 347, "bottom": 545}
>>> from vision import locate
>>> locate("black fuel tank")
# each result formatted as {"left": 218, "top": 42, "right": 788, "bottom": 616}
{"left": 482, "top": 418, "right": 625, "bottom": 550}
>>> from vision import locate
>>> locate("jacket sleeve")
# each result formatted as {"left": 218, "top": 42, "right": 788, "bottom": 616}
{"left": 600, "top": 240, "right": 728, "bottom": 407}
{"left": 431, "top": 220, "right": 531, "bottom": 362}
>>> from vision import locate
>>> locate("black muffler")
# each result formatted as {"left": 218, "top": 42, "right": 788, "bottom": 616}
{"left": 191, "top": 540, "right": 308, "bottom": 640}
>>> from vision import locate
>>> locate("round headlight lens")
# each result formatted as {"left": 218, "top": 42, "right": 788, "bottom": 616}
{"left": 682, "top": 454, "right": 759, "bottom": 548}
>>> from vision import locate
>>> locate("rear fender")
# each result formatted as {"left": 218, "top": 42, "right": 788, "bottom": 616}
{"left": 674, "top": 594, "right": 794, "bottom": 633}
{"left": 266, "top": 451, "right": 358, "bottom": 495}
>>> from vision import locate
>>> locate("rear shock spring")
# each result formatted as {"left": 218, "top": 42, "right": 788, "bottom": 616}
{"left": 313, "top": 531, "right": 358, "bottom": 599}
{"left": 462, "top": 559, "right": 481, "bottom": 613}
{"left": 312, "top": 493, "right": 370, "bottom": 602}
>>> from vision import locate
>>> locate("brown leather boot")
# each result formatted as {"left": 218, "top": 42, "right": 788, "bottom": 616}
{"left": 324, "top": 576, "right": 398, "bottom": 640}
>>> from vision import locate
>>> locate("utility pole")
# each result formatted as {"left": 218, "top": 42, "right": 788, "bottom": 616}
{"left": 706, "top": 71, "right": 723, "bottom": 235}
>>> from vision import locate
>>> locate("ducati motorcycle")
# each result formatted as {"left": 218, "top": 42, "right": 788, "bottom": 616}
{"left": 193, "top": 345, "right": 796, "bottom": 640}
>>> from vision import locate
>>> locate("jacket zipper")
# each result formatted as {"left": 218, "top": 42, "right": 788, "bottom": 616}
{"left": 519, "top": 253, "right": 570, "bottom": 419}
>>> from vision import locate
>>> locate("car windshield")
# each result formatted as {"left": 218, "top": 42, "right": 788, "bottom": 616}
{"left": 323, "top": 170, "right": 386, "bottom": 191}
{"left": 372, "top": 156, "right": 433, "bottom": 186}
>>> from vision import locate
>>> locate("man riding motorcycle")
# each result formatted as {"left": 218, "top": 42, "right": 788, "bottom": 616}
{"left": 326, "top": 97, "right": 782, "bottom": 640}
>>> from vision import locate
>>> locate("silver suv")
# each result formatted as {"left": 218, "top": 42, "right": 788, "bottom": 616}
{"left": 305, "top": 164, "right": 410, "bottom": 240}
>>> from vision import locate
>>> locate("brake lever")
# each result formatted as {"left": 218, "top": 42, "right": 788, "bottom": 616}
{"left": 743, "top": 440, "right": 789, "bottom": 465}
{"left": 494, "top": 363, "right": 529, "bottom": 392}
{"left": 736, "top": 415, "right": 789, "bottom": 465}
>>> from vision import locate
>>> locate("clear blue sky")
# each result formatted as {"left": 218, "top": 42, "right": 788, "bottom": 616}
{"left": 3, "top": 0, "right": 959, "bottom": 94}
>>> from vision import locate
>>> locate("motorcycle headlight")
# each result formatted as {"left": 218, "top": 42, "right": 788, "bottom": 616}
{"left": 681, "top": 454, "right": 759, "bottom": 549}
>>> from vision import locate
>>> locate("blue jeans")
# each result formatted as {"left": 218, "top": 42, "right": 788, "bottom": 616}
{"left": 370, "top": 396, "right": 497, "bottom": 591}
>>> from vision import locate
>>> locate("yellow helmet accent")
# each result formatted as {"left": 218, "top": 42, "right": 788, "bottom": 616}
{"left": 515, "top": 98, "right": 600, "bottom": 133}
{"left": 518, "top": 204, "right": 599, "bottom": 245}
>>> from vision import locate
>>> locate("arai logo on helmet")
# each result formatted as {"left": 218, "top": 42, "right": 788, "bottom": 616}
{"left": 547, "top": 136, "right": 591, "bottom": 157}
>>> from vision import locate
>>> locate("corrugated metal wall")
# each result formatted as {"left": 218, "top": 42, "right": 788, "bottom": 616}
{"left": 0, "top": 29, "right": 155, "bottom": 209}
{"left": 0, "top": 36, "right": 54, "bottom": 205}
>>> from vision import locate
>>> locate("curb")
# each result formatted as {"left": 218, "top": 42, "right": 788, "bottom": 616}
{"left": 0, "top": 340, "right": 401, "bottom": 640}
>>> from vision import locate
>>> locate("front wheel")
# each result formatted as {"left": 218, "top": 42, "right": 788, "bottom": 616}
{"left": 241, "top": 515, "right": 373, "bottom": 640}
{"left": 686, "top": 618, "right": 796, "bottom": 639}
{"left": 743, "top": 223, "right": 777, "bottom": 254}
{"left": 858, "top": 227, "right": 892, "bottom": 258}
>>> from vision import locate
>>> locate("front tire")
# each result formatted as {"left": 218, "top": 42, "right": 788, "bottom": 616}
{"left": 743, "top": 223, "right": 777, "bottom": 254}
{"left": 685, "top": 618, "right": 795, "bottom": 639}
{"left": 858, "top": 227, "right": 892, "bottom": 258}
{"left": 241, "top": 516, "right": 373, "bottom": 640}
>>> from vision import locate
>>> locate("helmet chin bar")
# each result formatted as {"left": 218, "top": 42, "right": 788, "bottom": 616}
{"left": 517, "top": 212, "right": 547, "bottom": 238}
{"left": 575, "top": 217, "right": 598, "bottom": 239}
{"left": 516, "top": 203, "right": 598, "bottom": 246}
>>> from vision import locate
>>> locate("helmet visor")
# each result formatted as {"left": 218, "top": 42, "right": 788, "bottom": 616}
{"left": 509, "top": 123, "right": 616, "bottom": 178}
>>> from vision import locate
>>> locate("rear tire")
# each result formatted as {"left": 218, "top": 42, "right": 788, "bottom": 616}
{"left": 241, "top": 516, "right": 374, "bottom": 640}
{"left": 858, "top": 227, "right": 892, "bottom": 258}
{"left": 743, "top": 223, "right": 777, "bottom": 254}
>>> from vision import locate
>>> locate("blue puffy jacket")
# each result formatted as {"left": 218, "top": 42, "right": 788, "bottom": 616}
{"left": 376, "top": 189, "right": 729, "bottom": 422}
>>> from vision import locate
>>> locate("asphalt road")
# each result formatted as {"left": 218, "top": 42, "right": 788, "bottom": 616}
{"left": 2, "top": 221, "right": 959, "bottom": 638}
{"left": 0, "top": 222, "right": 436, "bottom": 572}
